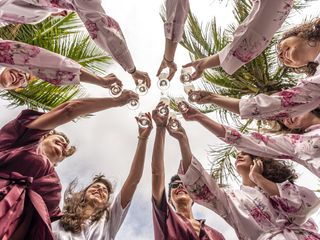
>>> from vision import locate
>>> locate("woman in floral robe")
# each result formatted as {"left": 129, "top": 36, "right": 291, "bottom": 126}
{"left": 165, "top": 120, "right": 320, "bottom": 240}
{"left": 0, "top": 40, "right": 123, "bottom": 90}
{"left": 0, "top": 0, "right": 151, "bottom": 86}
{"left": 0, "top": 89, "right": 138, "bottom": 239}
{"left": 179, "top": 102, "right": 320, "bottom": 178}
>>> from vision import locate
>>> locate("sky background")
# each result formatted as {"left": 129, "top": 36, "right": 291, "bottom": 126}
{"left": 1, "top": 0, "right": 320, "bottom": 239}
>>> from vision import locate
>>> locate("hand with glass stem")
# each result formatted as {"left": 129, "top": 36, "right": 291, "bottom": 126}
{"left": 130, "top": 68, "right": 151, "bottom": 88}
{"left": 156, "top": 39, "right": 178, "bottom": 81}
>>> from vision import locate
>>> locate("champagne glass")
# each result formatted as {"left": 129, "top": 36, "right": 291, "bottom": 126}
{"left": 184, "top": 84, "right": 199, "bottom": 102}
{"left": 136, "top": 79, "right": 148, "bottom": 96}
{"left": 180, "top": 67, "right": 192, "bottom": 84}
{"left": 175, "top": 97, "right": 189, "bottom": 113}
{"left": 137, "top": 112, "right": 151, "bottom": 128}
{"left": 157, "top": 71, "right": 170, "bottom": 91}
{"left": 158, "top": 93, "right": 170, "bottom": 116}
{"left": 109, "top": 83, "right": 122, "bottom": 97}
{"left": 128, "top": 99, "right": 140, "bottom": 110}
{"left": 168, "top": 112, "right": 180, "bottom": 130}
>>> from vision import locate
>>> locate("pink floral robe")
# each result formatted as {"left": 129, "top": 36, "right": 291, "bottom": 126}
{"left": 0, "top": 40, "right": 81, "bottom": 85}
{"left": 178, "top": 157, "right": 320, "bottom": 240}
{"left": 0, "top": 0, "right": 135, "bottom": 72}
{"left": 0, "top": 110, "right": 62, "bottom": 240}
{"left": 239, "top": 56, "right": 320, "bottom": 120}
{"left": 164, "top": 0, "right": 190, "bottom": 43}
{"left": 220, "top": 124, "right": 320, "bottom": 178}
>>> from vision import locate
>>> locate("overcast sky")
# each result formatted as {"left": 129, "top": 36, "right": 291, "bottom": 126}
{"left": 1, "top": 0, "right": 320, "bottom": 239}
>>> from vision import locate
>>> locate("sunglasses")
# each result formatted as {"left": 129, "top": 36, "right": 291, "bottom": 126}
{"left": 169, "top": 181, "right": 184, "bottom": 189}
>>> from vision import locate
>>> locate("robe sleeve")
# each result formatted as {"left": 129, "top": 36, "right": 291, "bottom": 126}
{"left": 72, "top": 0, "right": 135, "bottom": 72}
{"left": 239, "top": 76, "right": 320, "bottom": 120}
{"left": 164, "top": 0, "right": 190, "bottom": 42}
{"left": 178, "top": 156, "right": 232, "bottom": 224}
{"left": 109, "top": 193, "right": 131, "bottom": 238}
{"left": 152, "top": 191, "right": 170, "bottom": 239}
{"left": 0, "top": 40, "right": 81, "bottom": 85}
{"left": 218, "top": 0, "right": 293, "bottom": 74}
{"left": 270, "top": 181, "right": 320, "bottom": 225}
{"left": 0, "top": 109, "right": 49, "bottom": 151}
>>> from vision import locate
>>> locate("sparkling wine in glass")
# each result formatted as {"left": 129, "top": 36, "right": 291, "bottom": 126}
{"left": 158, "top": 71, "right": 170, "bottom": 91}
{"left": 109, "top": 83, "right": 122, "bottom": 97}
{"left": 180, "top": 67, "right": 193, "bottom": 84}
{"left": 136, "top": 80, "right": 148, "bottom": 96}
{"left": 128, "top": 99, "right": 140, "bottom": 110}
{"left": 137, "top": 112, "right": 151, "bottom": 128}
{"left": 175, "top": 97, "right": 189, "bottom": 113}
{"left": 158, "top": 93, "right": 170, "bottom": 116}
{"left": 168, "top": 112, "right": 179, "bottom": 130}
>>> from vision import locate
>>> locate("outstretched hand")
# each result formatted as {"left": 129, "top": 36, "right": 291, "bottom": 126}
{"left": 136, "top": 112, "right": 153, "bottom": 139}
{"left": 152, "top": 102, "right": 169, "bottom": 127}
{"left": 166, "top": 117, "right": 187, "bottom": 141}
{"left": 183, "top": 57, "right": 209, "bottom": 81}
{"left": 131, "top": 69, "right": 151, "bottom": 88}
{"left": 115, "top": 90, "right": 139, "bottom": 106}
{"left": 102, "top": 73, "right": 123, "bottom": 89}
{"left": 179, "top": 101, "right": 203, "bottom": 121}
{"left": 156, "top": 58, "right": 177, "bottom": 81}
{"left": 188, "top": 90, "right": 215, "bottom": 104}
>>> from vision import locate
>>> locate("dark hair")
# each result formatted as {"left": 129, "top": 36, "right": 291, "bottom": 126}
{"left": 273, "top": 107, "right": 320, "bottom": 134}
{"left": 248, "top": 154, "right": 298, "bottom": 183}
{"left": 278, "top": 18, "right": 320, "bottom": 76}
{"left": 59, "top": 174, "right": 114, "bottom": 233}
{"left": 168, "top": 174, "right": 181, "bottom": 199}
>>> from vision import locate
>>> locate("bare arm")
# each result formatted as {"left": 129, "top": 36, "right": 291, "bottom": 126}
{"left": 152, "top": 127, "right": 166, "bottom": 207}
{"left": 79, "top": 69, "right": 122, "bottom": 89}
{"left": 121, "top": 113, "right": 153, "bottom": 208}
{"left": 27, "top": 90, "right": 138, "bottom": 130}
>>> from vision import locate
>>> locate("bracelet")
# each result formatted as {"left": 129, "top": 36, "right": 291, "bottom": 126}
{"left": 138, "top": 136, "right": 148, "bottom": 140}
{"left": 128, "top": 66, "right": 136, "bottom": 74}
{"left": 164, "top": 55, "right": 174, "bottom": 63}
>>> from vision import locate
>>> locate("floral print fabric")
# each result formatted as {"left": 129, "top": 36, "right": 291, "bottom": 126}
{"left": 218, "top": 0, "right": 294, "bottom": 75}
{"left": 220, "top": 124, "right": 320, "bottom": 178}
{"left": 178, "top": 157, "right": 320, "bottom": 240}
{"left": 0, "top": 0, "right": 135, "bottom": 71}
{"left": 239, "top": 68, "right": 320, "bottom": 120}
{"left": 164, "top": 0, "right": 190, "bottom": 42}
{"left": 0, "top": 40, "right": 81, "bottom": 85}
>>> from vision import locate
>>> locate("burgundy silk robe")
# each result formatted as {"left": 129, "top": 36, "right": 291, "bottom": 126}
{"left": 0, "top": 110, "right": 62, "bottom": 240}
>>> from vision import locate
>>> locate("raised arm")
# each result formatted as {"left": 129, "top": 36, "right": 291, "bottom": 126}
{"left": 26, "top": 90, "right": 138, "bottom": 130}
{"left": 157, "top": 0, "right": 190, "bottom": 80}
{"left": 120, "top": 113, "right": 153, "bottom": 208}
{"left": 183, "top": 0, "right": 293, "bottom": 79}
{"left": 74, "top": 0, "right": 151, "bottom": 87}
{"left": 151, "top": 102, "right": 169, "bottom": 206}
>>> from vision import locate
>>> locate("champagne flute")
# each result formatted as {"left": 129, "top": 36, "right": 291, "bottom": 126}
{"left": 180, "top": 67, "right": 193, "bottom": 84}
{"left": 157, "top": 71, "right": 170, "bottom": 91}
{"left": 168, "top": 112, "right": 180, "bottom": 130}
{"left": 136, "top": 79, "right": 148, "bottom": 96}
{"left": 184, "top": 83, "right": 199, "bottom": 102}
{"left": 175, "top": 96, "right": 189, "bottom": 113}
{"left": 158, "top": 93, "right": 170, "bottom": 116}
{"left": 137, "top": 112, "right": 151, "bottom": 128}
{"left": 109, "top": 83, "right": 122, "bottom": 97}
{"left": 128, "top": 99, "right": 140, "bottom": 110}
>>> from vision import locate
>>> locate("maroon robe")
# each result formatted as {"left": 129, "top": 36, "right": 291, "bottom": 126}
{"left": 152, "top": 191, "right": 225, "bottom": 240}
{"left": 0, "top": 110, "right": 62, "bottom": 240}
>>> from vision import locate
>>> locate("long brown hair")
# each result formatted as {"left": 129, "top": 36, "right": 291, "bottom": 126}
{"left": 59, "top": 175, "right": 114, "bottom": 233}
{"left": 278, "top": 18, "right": 320, "bottom": 76}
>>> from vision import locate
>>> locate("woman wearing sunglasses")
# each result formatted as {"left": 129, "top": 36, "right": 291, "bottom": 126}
{"left": 151, "top": 102, "right": 224, "bottom": 240}
{"left": 167, "top": 117, "right": 320, "bottom": 240}
{"left": 0, "top": 0, "right": 151, "bottom": 87}
{"left": 0, "top": 40, "right": 123, "bottom": 90}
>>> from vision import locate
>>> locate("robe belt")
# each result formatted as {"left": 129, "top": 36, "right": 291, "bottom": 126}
{"left": 258, "top": 225, "right": 317, "bottom": 240}
{"left": 0, "top": 172, "right": 33, "bottom": 187}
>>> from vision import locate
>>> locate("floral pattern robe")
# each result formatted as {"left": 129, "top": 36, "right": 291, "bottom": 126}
{"left": 220, "top": 124, "right": 320, "bottom": 178}
{"left": 0, "top": 110, "right": 62, "bottom": 240}
{"left": 0, "top": 40, "right": 81, "bottom": 85}
{"left": 0, "top": 0, "right": 135, "bottom": 72}
{"left": 178, "top": 157, "right": 320, "bottom": 240}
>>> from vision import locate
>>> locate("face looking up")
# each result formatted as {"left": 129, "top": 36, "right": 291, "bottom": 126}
{"left": 85, "top": 182, "right": 109, "bottom": 207}
{"left": 277, "top": 36, "right": 319, "bottom": 68}
{"left": 40, "top": 134, "right": 70, "bottom": 165}
{"left": 169, "top": 180, "right": 193, "bottom": 208}
{"left": 235, "top": 152, "right": 254, "bottom": 175}
{"left": 281, "top": 111, "right": 318, "bottom": 130}
{"left": 0, "top": 68, "right": 31, "bottom": 90}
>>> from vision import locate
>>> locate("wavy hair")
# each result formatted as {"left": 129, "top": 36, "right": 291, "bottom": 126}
{"left": 59, "top": 175, "right": 114, "bottom": 233}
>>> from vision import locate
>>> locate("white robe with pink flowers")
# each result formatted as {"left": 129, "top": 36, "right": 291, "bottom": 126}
{"left": 178, "top": 157, "right": 320, "bottom": 240}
